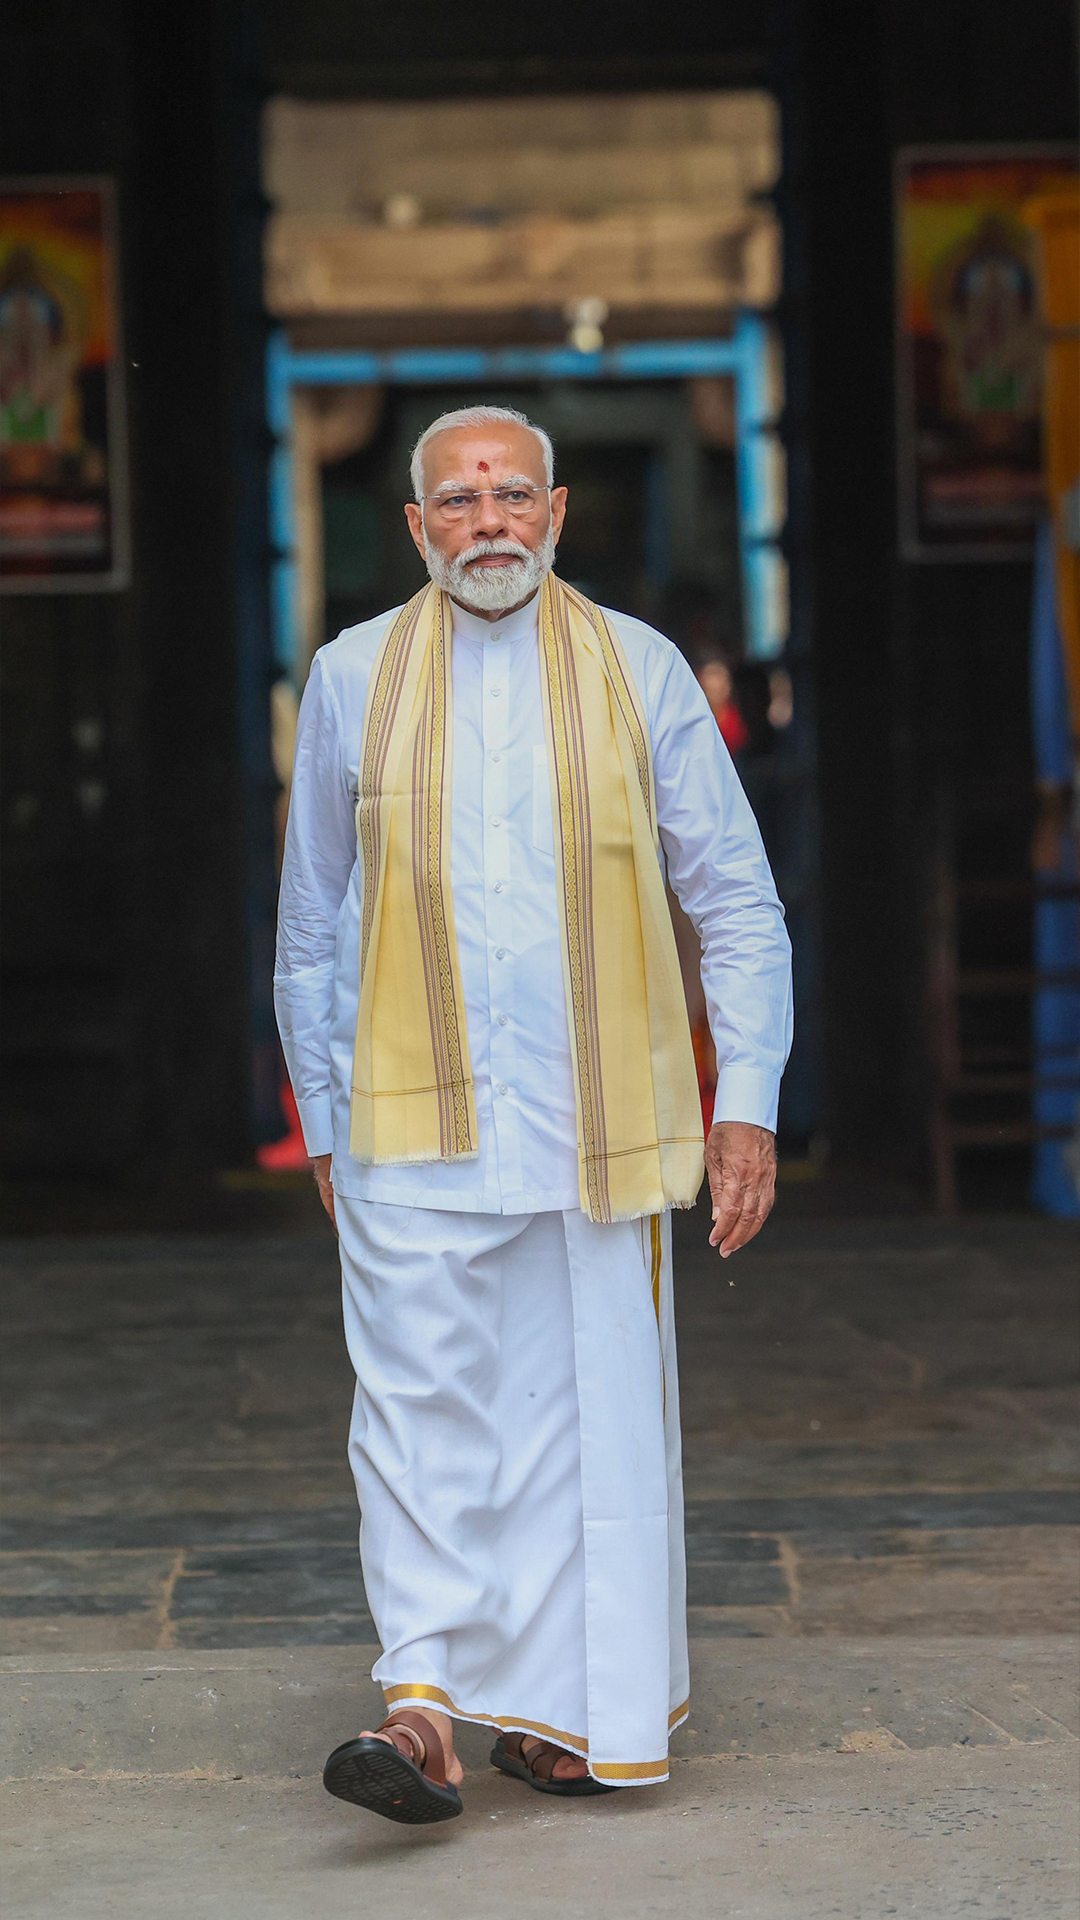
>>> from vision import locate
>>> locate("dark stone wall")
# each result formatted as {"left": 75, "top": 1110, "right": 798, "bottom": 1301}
{"left": 0, "top": 0, "right": 276, "bottom": 1183}
{"left": 787, "top": 0, "right": 1078, "bottom": 1173}
{"left": 259, "top": 0, "right": 773, "bottom": 94}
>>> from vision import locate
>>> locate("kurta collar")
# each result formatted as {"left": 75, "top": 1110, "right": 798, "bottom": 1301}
{"left": 449, "top": 587, "right": 541, "bottom": 648}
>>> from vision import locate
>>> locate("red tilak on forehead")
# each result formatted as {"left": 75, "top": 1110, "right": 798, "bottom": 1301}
{"left": 477, "top": 460, "right": 490, "bottom": 472}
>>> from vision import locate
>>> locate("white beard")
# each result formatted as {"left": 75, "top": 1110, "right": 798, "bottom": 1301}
{"left": 422, "top": 529, "right": 556, "bottom": 613}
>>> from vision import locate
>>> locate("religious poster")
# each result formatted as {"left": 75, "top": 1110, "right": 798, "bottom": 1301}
{"left": 0, "top": 178, "right": 129, "bottom": 591}
{"left": 895, "top": 146, "right": 1079, "bottom": 561}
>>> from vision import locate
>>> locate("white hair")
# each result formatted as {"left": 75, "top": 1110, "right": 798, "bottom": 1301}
{"left": 422, "top": 527, "right": 557, "bottom": 612}
{"left": 409, "top": 405, "right": 554, "bottom": 500}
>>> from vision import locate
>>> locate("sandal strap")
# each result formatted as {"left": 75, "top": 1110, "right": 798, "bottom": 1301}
{"left": 377, "top": 1720, "right": 425, "bottom": 1765}
{"left": 379, "top": 1710, "right": 448, "bottom": 1788}
{"left": 507, "top": 1733, "right": 576, "bottom": 1782}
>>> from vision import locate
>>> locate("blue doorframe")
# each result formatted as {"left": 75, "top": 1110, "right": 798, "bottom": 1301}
{"left": 266, "top": 315, "right": 784, "bottom": 680}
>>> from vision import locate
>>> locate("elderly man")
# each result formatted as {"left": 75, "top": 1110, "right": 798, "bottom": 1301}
{"left": 274, "top": 405, "right": 792, "bottom": 1823}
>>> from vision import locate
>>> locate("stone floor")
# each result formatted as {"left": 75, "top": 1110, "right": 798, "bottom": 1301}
{"left": 3, "top": 1206, "right": 1078, "bottom": 1919}
{"left": 5, "top": 1745, "right": 1078, "bottom": 1920}
{"left": 1, "top": 1206, "right": 1077, "bottom": 1653}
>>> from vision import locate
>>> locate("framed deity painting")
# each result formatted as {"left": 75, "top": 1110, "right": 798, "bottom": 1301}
{"left": 895, "top": 146, "right": 1079, "bottom": 562}
{"left": 0, "top": 177, "right": 130, "bottom": 592}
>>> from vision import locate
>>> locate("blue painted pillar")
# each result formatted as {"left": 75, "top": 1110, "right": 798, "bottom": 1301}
{"left": 1030, "top": 521, "right": 1080, "bottom": 1215}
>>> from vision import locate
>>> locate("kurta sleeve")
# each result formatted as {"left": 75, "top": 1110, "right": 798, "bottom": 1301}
{"left": 646, "top": 642, "right": 793, "bottom": 1133}
{"left": 273, "top": 650, "right": 357, "bottom": 1156}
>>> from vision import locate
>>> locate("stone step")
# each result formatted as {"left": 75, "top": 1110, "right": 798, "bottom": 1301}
{"left": 4, "top": 1638, "right": 1076, "bottom": 1782}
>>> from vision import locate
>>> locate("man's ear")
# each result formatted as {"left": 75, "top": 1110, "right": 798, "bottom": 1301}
{"left": 404, "top": 501, "right": 426, "bottom": 559}
{"left": 550, "top": 485, "right": 568, "bottom": 545}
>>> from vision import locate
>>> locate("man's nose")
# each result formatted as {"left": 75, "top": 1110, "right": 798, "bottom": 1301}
{"left": 473, "top": 490, "right": 507, "bottom": 537}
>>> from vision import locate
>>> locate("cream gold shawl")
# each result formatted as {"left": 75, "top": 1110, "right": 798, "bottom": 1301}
{"left": 350, "top": 573, "right": 704, "bottom": 1223}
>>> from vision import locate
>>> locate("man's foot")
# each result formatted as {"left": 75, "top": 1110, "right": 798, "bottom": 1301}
{"left": 521, "top": 1735, "right": 588, "bottom": 1782}
{"left": 490, "top": 1731, "right": 616, "bottom": 1796}
{"left": 323, "top": 1710, "right": 463, "bottom": 1823}
{"left": 361, "top": 1706, "right": 464, "bottom": 1788}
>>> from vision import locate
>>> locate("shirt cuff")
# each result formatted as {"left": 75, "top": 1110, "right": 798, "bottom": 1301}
{"left": 295, "top": 1094, "right": 334, "bottom": 1158}
{"left": 711, "top": 1066, "right": 780, "bottom": 1134}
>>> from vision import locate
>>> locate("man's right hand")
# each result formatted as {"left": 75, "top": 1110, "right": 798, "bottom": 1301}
{"left": 311, "top": 1152, "right": 336, "bottom": 1229}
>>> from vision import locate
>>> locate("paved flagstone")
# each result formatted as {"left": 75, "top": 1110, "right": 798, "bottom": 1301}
{"left": 2, "top": 1212, "right": 1076, "bottom": 1652}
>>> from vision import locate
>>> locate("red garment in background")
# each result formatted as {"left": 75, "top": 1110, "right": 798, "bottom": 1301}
{"left": 256, "top": 1072, "right": 310, "bottom": 1170}
{"left": 716, "top": 701, "right": 749, "bottom": 754}
{"left": 691, "top": 1017, "right": 716, "bottom": 1140}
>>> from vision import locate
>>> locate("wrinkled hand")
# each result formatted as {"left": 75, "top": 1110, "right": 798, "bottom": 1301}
{"left": 311, "top": 1152, "right": 336, "bottom": 1230}
{"left": 705, "top": 1121, "right": 776, "bottom": 1256}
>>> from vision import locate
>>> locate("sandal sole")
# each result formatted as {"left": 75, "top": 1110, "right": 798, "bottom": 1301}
{"left": 323, "top": 1737, "right": 463, "bottom": 1824}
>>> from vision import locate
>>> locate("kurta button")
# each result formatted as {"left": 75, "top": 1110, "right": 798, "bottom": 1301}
{"left": 497, "top": 1083, "right": 508, "bottom": 1095}
{"left": 493, "top": 881, "right": 504, "bottom": 893}
{"left": 491, "top": 752, "right": 502, "bottom": 763}
{"left": 491, "top": 816, "right": 502, "bottom": 827}
{"left": 490, "top": 687, "right": 502, "bottom": 697}
{"left": 495, "top": 947, "right": 506, "bottom": 959}
{"left": 498, "top": 1013, "right": 508, "bottom": 1026}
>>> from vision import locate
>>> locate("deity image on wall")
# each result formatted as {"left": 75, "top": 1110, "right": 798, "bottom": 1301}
{"left": 896, "top": 147, "right": 1079, "bottom": 561}
{"left": 929, "top": 215, "right": 1042, "bottom": 449}
{"left": 0, "top": 179, "right": 128, "bottom": 591}
{"left": 0, "top": 246, "right": 90, "bottom": 484}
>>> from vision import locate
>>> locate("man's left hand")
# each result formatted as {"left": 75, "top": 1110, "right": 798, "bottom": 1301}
{"left": 704, "top": 1121, "right": 777, "bottom": 1256}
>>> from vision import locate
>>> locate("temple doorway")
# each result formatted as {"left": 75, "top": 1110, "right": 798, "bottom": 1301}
{"left": 260, "top": 88, "right": 819, "bottom": 1151}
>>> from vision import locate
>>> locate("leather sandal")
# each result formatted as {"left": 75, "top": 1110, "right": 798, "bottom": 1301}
{"left": 490, "top": 1731, "right": 616, "bottom": 1797}
{"left": 323, "top": 1710, "right": 463, "bottom": 1823}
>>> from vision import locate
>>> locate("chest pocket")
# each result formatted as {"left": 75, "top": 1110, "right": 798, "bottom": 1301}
{"left": 531, "top": 744, "right": 556, "bottom": 857}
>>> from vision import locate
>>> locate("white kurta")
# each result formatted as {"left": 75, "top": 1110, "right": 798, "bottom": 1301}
{"left": 274, "top": 584, "right": 792, "bottom": 1784}
{"left": 275, "top": 588, "right": 793, "bottom": 1207}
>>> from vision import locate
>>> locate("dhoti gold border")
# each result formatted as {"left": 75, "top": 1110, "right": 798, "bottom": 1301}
{"left": 591, "top": 1759, "right": 668, "bottom": 1781}
{"left": 381, "top": 1684, "right": 690, "bottom": 1784}
{"left": 383, "top": 1682, "right": 587, "bottom": 1755}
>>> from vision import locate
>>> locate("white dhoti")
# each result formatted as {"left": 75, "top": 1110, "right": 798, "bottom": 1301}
{"left": 337, "top": 1199, "right": 689, "bottom": 1786}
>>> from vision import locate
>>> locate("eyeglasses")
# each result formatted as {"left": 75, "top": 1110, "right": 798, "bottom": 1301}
{"left": 422, "top": 484, "right": 550, "bottom": 523}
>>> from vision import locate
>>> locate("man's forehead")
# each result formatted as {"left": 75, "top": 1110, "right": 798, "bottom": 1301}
{"left": 422, "top": 424, "right": 546, "bottom": 482}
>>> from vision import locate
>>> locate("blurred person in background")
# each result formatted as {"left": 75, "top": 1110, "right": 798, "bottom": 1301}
{"left": 695, "top": 640, "right": 749, "bottom": 754}
{"left": 274, "top": 405, "right": 792, "bottom": 1824}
